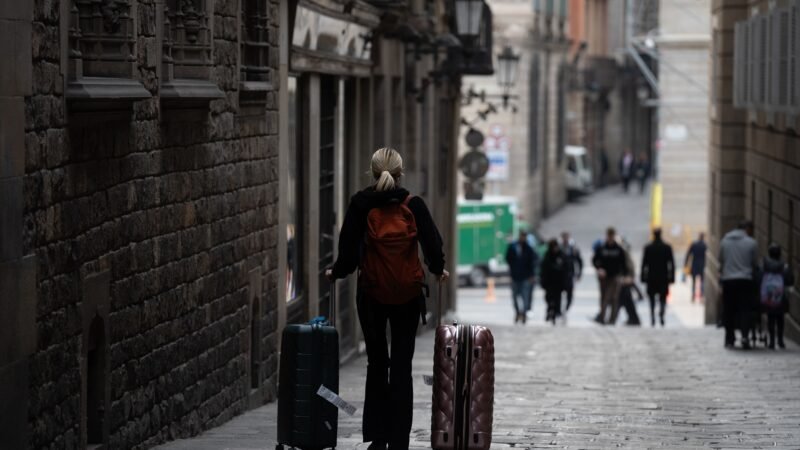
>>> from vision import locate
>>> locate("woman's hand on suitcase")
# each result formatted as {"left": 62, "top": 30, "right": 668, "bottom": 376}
{"left": 438, "top": 269, "right": 450, "bottom": 283}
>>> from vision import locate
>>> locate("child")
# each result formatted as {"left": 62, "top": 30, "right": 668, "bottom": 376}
{"left": 759, "top": 244, "right": 795, "bottom": 349}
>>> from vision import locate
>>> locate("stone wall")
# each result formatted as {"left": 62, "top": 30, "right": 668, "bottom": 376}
{"left": 708, "top": 0, "right": 800, "bottom": 338}
{"left": 21, "top": 0, "right": 279, "bottom": 448}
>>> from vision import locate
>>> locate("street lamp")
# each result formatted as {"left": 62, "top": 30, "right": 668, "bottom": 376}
{"left": 496, "top": 46, "right": 520, "bottom": 108}
{"left": 454, "top": 0, "right": 484, "bottom": 37}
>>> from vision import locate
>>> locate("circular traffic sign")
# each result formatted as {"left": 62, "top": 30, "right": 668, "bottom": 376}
{"left": 459, "top": 150, "right": 490, "bottom": 179}
{"left": 465, "top": 128, "right": 485, "bottom": 148}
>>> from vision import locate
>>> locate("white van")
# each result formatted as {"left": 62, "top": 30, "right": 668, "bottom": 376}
{"left": 564, "top": 145, "right": 593, "bottom": 198}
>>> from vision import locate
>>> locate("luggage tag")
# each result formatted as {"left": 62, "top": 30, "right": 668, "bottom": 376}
{"left": 317, "top": 385, "right": 357, "bottom": 416}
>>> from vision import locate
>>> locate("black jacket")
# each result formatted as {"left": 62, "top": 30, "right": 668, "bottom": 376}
{"left": 592, "top": 241, "right": 627, "bottom": 278}
{"left": 540, "top": 250, "right": 569, "bottom": 291}
{"left": 685, "top": 240, "right": 707, "bottom": 275}
{"left": 641, "top": 238, "right": 675, "bottom": 290}
{"left": 330, "top": 187, "right": 445, "bottom": 279}
{"left": 506, "top": 241, "right": 536, "bottom": 282}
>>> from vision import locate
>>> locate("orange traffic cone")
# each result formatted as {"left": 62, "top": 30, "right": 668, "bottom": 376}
{"left": 485, "top": 277, "right": 496, "bottom": 303}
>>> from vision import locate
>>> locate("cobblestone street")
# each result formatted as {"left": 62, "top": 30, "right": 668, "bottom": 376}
{"left": 158, "top": 189, "right": 800, "bottom": 449}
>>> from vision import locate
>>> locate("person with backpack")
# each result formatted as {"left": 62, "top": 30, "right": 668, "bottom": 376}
{"left": 506, "top": 230, "right": 537, "bottom": 324}
{"left": 641, "top": 228, "right": 676, "bottom": 327}
{"left": 325, "top": 148, "right": 448, "bottom": 450}
{"left": 540, "top": 239, "right": 569, "bottom": 325}
{"left": 759, "top": 244, "right": 795, "bottom": 349}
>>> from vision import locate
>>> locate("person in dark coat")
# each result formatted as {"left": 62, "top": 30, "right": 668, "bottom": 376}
{"left": 634, "top": 152, "right": 650, "bottom": 194}
{"left": 540, "top": 239, "right": 569, "bottom": 325}
{"left": 641, "top": 228, "right": 676, "bottom": 327}
{"left": 560, "top": 232, "right": 583, "bottom": 315}
{"left": 618, "top": 239, "right": 643, "bottom": 326}
{"left": 506, "top": 230, "right": 537, "bottom": 324}
{"left": 684, "top": 232, "right": 707, "bottom": 303}
{"left": 592, "top": 227, "right": 628, "bottom": 324}
{"left": 759, "top": 244, "right": 795, "bottom": 349}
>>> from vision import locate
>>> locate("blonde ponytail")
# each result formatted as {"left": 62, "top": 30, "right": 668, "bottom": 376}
{"left": 370, "top": 147, "right": 403, "bottom": 191}
{"left": 376, "top": 170, "right": 396, "bottom": 191}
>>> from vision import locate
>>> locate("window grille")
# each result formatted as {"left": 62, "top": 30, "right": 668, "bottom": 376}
{"left": 241, "top": 0, "right": 270, "bottom": 84}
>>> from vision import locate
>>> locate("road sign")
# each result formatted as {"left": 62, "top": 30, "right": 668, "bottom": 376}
{"left": 459, "top": 150, "right": 490, "bottom": 179}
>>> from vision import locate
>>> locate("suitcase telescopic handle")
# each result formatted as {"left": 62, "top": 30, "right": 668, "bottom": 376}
{"left": 437, "top": 281, "right": 443, "bottom": 327}
{"left": 330, "top": 280, "right": 336, "bottom": 328}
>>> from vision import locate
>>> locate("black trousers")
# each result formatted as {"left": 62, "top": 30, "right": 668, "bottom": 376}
{"left": 647, "top": 287, "right": 668, "bottom": 324}
{"left": 357, "top": 293, "right": 420, "bottom": 448}
{"left": 545, "top": 288, "right": 563, "bottom": 321}
{"left": 767, "top": 312, "right": 785, "bottom": 346}
{"left": 564, "top": 282, "right": 574, "bottom": 310}
{"left": 722, "top": 279, "right": 755, "bottom": 345}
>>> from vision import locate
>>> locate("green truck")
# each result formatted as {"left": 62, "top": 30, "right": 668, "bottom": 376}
{"left": 457, "top": 196, "right": 547, "bottom": 286}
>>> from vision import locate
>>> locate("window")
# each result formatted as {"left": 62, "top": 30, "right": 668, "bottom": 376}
{"left": 528, "top": 55, "right": 540, "bottom": 174}
{"left": 161, "top": 0, "right": 223, "bottom": 101}
{"left": 163, "top": 0, "right": 212, "bottom": 81}
{"left": 286, "top": 77, "right": 303, "bottom": 303}
{"left": 69, "top": 0, "right": 137, "bottom": 79}
{"left": 771, "top": 9, "right": 790, "bottom": 112}
{"left": 66, "top": 0, "right": 150, "bottom": 100}
{"left": 791, "top": 2, "right": 799, "bottom": 112}
{"left": 241, "top": 0, "right": 270, "bottom": 84}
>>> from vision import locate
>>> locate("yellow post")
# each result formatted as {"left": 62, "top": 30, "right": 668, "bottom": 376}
{"left": 650, "top": 182, "right": 662, "bottom": 231}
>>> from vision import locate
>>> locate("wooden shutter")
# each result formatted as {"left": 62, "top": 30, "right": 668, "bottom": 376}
{"left": 760, "top": 15, "right": 769, "bottom": 109}
{"left": 734, "top": 21, "right": 748, "bottom": 108}
{"left": 778, "top": 8, "right": 791, "bottom": 112}
{"left": 749, "top": 18, "right": 760, "bottom": 107}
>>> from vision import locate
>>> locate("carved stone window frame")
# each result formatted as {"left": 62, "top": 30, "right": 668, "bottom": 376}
{"left": 159, "top": 0, "right": 224, "bottom": 106}
{"left": 64, "top": 0, "right": 152, "bottom": 108}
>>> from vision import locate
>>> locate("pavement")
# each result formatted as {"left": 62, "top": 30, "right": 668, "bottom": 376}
{"left": 155, "top": 186, "right": 800, "bottom": 450}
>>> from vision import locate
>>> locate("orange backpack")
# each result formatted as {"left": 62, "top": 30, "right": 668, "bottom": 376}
{"left": 359, "top": 195, "right": 425, "bottom": 304}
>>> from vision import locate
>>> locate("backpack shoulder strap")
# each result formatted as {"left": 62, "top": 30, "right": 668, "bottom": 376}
{"left": 402, "top": 195, "right": 415, "bottom": 206}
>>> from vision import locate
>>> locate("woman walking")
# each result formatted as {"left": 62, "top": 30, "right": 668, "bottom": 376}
{"left": 540, "top": 239, "right": 569, "bottom": 325}
{"left": 326, "top": 148, "right": 449, "bottom": 450}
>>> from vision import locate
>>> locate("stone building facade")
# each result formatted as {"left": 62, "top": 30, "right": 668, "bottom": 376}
{"left": 708, "top": 0, "right": 800, "bottom": 338}
{"left": 1, "top": 0, "right": 466, "bottom": 448}
{"left": 658, "top": 0, "right": 711, "bottom": 248}
{"left": 2, "top": 0, "right": 281, "bottom": 448}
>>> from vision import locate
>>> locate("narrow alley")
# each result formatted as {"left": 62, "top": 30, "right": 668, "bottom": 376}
{"left": 157, "top": 189, "right": 800, "bottom": 450}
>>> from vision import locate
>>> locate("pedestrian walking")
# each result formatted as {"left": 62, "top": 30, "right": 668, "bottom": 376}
{"left": 641, "top": 228, "right": 676, "bottom": 327}
{"left": 592, "top": 227, "right": 628, "bottom": 324}
{"left": 506, "top": 230, "right": 537, "bottom": 324}
{"left": 560, "top": 232, "right": 583, "bottom": 316}
{"left": 635, "top": 152, "right": 650, "bottom": 194}
{"left": 540, "top": 239, "right": 569, "bottom": 325}
{"left": 526, "top": 232, "right": 542, "bottom": 317}
{"left": 616, "top": 239, "right": 643, "bottom": 326}
{"left": 326, "top": 148, "right": 448, "bottom": 450}
{"left": 719, "top": 220, "right": 759, "bottom": 349}
{"left": 619, "top": 150, "right": 634, "bottom": 193}
{"left": 684, "top": 232, "right": 707, "bottom": 302}
{"left": 759, "top": 244, "right": 794, "bottom": 349}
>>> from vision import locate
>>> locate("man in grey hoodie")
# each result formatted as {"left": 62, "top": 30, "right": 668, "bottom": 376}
{"left": 719, "top": 220, "right": 759, "bottom": 349}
